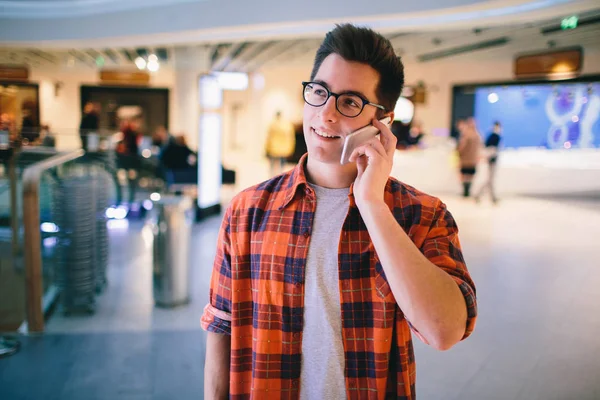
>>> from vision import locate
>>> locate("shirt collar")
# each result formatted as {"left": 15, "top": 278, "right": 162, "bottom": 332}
{"left": 278, "top": 154, "right": 363, "bottom": 210}
{"left": 278, "top": 153, "right": 310, "bottom": 210}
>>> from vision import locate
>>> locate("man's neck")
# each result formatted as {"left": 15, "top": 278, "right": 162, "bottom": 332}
{"left": 305, "top": 156, "right": 356, "bottom": 189}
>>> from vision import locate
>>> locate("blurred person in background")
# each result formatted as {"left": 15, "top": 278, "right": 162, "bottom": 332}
{"left": 79, "top": 102, "right": 99, "bottom": 150}
{"left": 152, "top": 125, "right": 175, "bottom": 155}
{"left": 19, "top": 99, "right": 39, "bottom": 144}
{"left": 39, "top": 124, "right": 56, "bottom": 148}
{"left": 115, "top": 120, "right": 140, "bottom": 156}
{"left": 391, "top": 119, "right": 410, "bottom": 149}
{"left": 474, "top": 121, "right": 502, "bottom": 204}
{"left": 407, "top": 120, "right": 425, "bottom": 148}
{"left": 265, "top": 110, "right": 296, "bottom": 175}
{"left": 203, "top": 24, "right": 476, "bottom": 400}
{"left": 160, "top": 135, "right": 197, "bottom": 170}
{"left": 0, "top": 113, "right": 14, "bottom": 136}
{"left": 115, "top": 120, "right": 141, "bottom": 204}
{"left": 457, "top": 117, "right": 482, "bottom": 197}
{"left": 0, "top": 114, "right": 13, "bottom": 156}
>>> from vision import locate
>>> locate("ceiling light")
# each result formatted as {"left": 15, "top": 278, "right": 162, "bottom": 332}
{"left": 135, "top": 56, "right": 146, "bottom": 70}
{"left": 147, "top": 60, "right": 159, "bottom": 72}
{"left": 150, "top": 192, "right": 161, "bottom": 202}
{"left": 488, "top": 93, "right": 499, "bottom": 104}
{"left": 148, "top": 54, "right": 158, "bottom": 62}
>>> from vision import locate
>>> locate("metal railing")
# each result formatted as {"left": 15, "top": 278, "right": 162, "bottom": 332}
{"left": 22, "top": 149, "right": 85, "bottom": 333}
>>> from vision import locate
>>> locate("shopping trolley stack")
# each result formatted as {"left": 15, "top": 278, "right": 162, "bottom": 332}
{"left": 53, "top": 174, "right": 97, "bottom": 314}
{"left": 93, "top": 168, "right": 111, "bottom": 294}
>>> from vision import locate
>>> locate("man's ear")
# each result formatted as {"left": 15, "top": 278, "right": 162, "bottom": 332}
{"left": 386, "top": 112, "right": 395, "bottom": 122}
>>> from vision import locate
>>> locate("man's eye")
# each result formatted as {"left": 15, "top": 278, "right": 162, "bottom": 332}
{"left": 344, "top": 98, "right": 360, "bottom": 108}
{"left": 313, "top": 89, "right": 327, "bottom": 96}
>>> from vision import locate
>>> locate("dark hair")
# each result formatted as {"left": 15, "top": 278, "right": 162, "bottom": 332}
{"left": 493, "top": 121, "right": 501, "bottom": 127}
{"left": 310, "top": 24, "right": 405, "bottom": 112}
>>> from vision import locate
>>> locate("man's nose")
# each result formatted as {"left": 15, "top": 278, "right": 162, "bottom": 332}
{"left": 318, "top": 96, "right": 338, "bottom": 123}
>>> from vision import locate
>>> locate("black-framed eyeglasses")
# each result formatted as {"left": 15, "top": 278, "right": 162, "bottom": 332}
{"left": 302, "top": 81, "right": 386, "bottom": 118}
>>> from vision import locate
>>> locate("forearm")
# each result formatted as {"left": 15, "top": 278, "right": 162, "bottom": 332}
{"left": 204, "top": 332, "right": 231, "bottom": 400}
{"left": 360, "top": 201, "right": 467, "bottom": 350}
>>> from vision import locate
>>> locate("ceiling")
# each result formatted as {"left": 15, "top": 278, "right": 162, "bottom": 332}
{"left": 0, "top": 0, "right": 205, "bottom": 18}
{"left": 2, "top": 0, "right": 599, "bottom": 48}
{"left": 1, "top": 10, "right": 599, "bottom": 73}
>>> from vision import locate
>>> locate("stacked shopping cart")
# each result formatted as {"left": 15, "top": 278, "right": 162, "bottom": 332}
{"left": 51, "top": 164, "right": 112, "bottom": 314}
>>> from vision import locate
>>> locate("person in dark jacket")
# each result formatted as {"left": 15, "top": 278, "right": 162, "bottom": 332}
{"left": 79, "top": 102, "right": 100, "bottom": 150}
{"left": 474, "top": 121, "right": 502, "bottom": 204}
{"left": 160, "top": 135, "right": 196, "bottom": 170}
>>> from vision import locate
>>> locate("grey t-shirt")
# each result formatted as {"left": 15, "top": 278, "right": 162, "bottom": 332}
{"left": 299, "top": 184, "right": 349, "bottom": 400}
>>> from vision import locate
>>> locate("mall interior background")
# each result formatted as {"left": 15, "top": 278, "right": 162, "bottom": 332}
{"left": 2, "top": 12, "right": 600, "bottom": 198}
{"left": 1, "top": 0, "right": 600, "bottom": 399}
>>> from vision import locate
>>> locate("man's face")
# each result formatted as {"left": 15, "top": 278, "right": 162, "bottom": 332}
{"left": 303, "top": 54, "right": 381, "bottom": 166}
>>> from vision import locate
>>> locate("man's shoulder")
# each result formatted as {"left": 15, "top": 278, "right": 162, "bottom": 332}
{"left": 386, "top": 178, "right": 456, "bottom": 230}
{"left": 387, "top": 177, "right": 443, "bottom": 211}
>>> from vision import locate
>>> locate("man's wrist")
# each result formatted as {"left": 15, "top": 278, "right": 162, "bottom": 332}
{"left": 357, "top": 198, "right": 388, "bottom": 216}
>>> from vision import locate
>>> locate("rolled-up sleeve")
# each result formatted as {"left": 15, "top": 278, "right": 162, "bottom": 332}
{"left": 421, "top": 200, "right": 477, "bottom": 340}
{"left": 201, "top": 207, "right": 233, "bottom": 335}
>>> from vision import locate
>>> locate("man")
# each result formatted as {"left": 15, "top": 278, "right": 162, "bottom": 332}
{"left": 475, "top": 121, "right": 502, "bottom": 204}
{"left": 160, "top": 135, "right": 197, "bottom": 170}
{"left": 79, "top": 102, "right": 99, "bottom": 150}
{"left": 40, "top": 125, "right": 56, "bottom": 148}
{"left": 202, "top": 24, "right": 477, "bottom": 400}
{"left": 152, "top": 125, "right": 175, "bottom": 151}
{"left": 456, "top": 117, "right": 482, "bottom": 197}
{"left": 265, "top": 110, "right": 296, "bottom": 176}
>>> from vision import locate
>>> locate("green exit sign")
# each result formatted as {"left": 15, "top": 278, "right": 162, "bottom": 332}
{"left": 561, "top": 16, "right": 578, "bottom": 30}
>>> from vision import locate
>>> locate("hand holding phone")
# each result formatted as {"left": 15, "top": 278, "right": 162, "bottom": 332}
{"left": 340, "top": 117, "right": 391, "bottom": 165}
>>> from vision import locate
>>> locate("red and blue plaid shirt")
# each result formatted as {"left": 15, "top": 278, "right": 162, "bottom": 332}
{"left": 202, "top": 154, "right": 477, "bottom": 399}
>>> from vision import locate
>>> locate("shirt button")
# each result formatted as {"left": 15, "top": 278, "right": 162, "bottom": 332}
{"left": 303, "top": 231, "right": 310, "bottom": 238}
{"left": 293, "top": 380, "right": 299, "bottom": 387}
{"left": 293, "top": 332, "right": 300, "bottom": 339}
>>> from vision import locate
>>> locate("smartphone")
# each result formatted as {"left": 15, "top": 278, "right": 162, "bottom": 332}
{"left": 340, "top": 117, "right": 391, "bottom": 165}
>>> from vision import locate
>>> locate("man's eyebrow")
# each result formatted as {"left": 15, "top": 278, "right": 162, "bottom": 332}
{"left": 313, "top": 79, "right": 369, "bottom": 100}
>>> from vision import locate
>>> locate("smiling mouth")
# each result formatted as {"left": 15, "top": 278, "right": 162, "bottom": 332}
{"left": 312, "top": 127, "right": 341, "bottom": 139}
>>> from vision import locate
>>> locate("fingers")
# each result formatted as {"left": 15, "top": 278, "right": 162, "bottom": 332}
{"left": 348, "top": 138, "right": 386, "bottom": 163}
{"left": 372, "top": 118, "right": 397, "bottom": 157}
{"left": 356, "top": 150, "right": 368, "bottom": 176}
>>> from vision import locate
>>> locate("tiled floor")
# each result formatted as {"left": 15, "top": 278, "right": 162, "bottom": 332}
{"left": 1, "top": 174, "right": 600, "bottom": 399}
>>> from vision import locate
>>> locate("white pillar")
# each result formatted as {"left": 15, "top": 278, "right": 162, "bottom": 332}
{"left": 172, "top": 46, "right": 211, "bottom": 151}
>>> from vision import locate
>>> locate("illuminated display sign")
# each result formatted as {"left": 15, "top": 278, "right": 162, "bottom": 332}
{"left": 561, "top": 16, "right": 578, "bottom": 30}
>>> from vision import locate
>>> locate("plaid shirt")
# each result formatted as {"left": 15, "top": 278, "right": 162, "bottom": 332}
{"left": 202, "top": 154, "right": 477, "bottom": 399}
